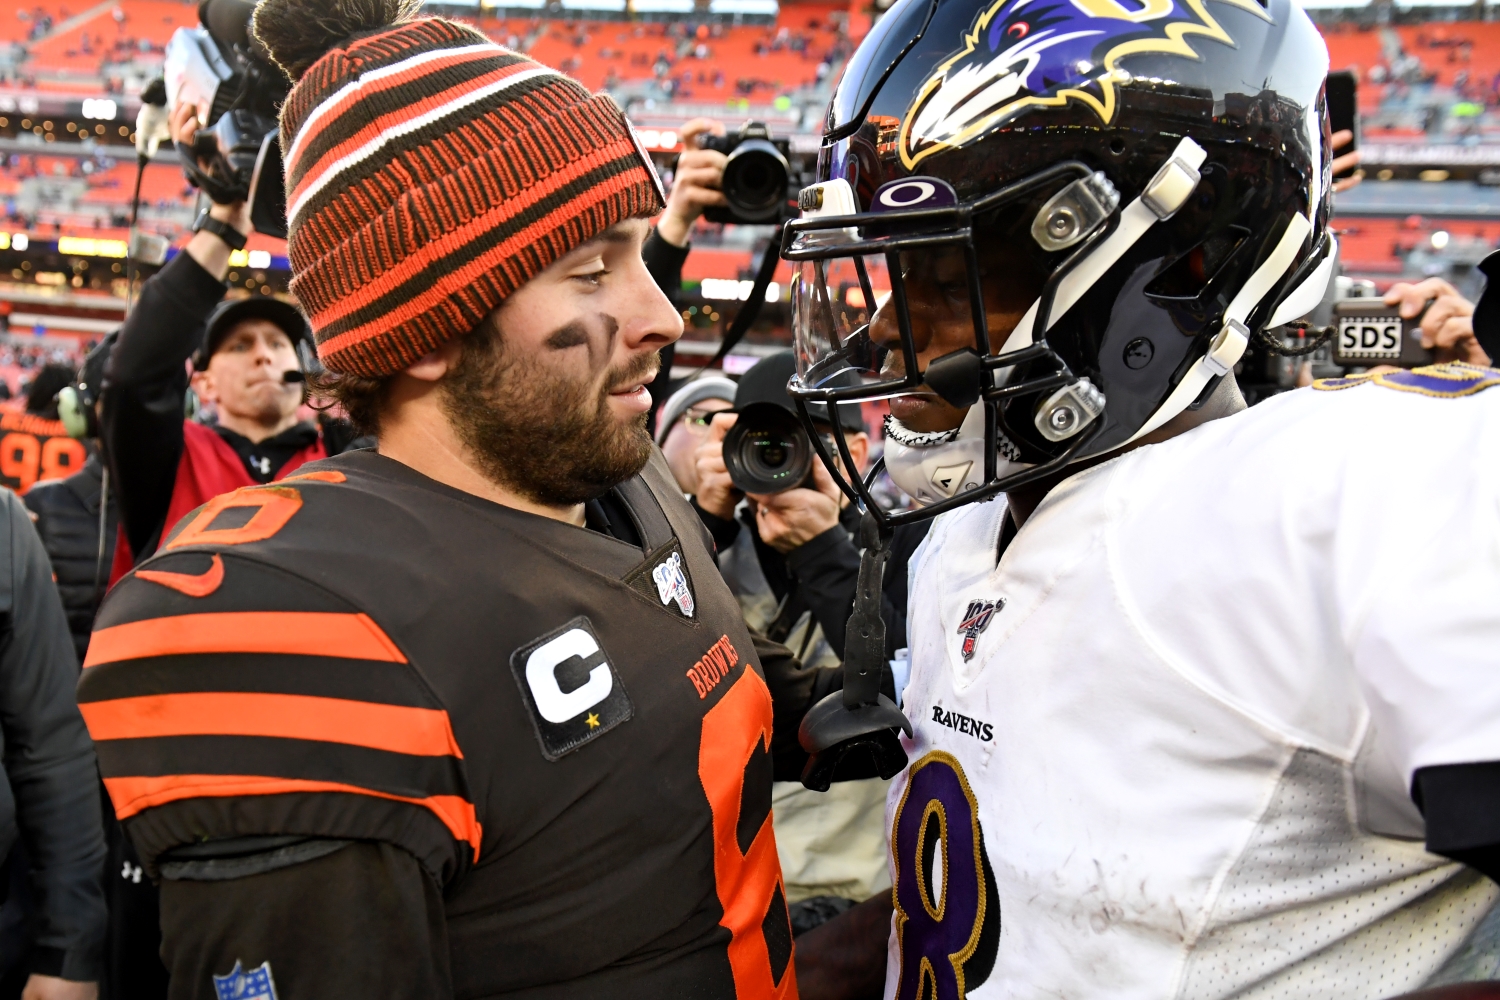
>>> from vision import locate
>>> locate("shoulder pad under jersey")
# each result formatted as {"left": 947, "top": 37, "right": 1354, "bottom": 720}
{"left": 81, "top": 467, "right": 477, "bottom": 883}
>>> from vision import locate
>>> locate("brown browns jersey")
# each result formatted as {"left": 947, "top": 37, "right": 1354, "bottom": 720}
{"left": 78, "top": 449, "right": 797, "bottom": 999}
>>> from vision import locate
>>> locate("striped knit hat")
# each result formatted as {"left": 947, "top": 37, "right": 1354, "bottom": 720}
{"left": 256, "top": 8, "right": 664, "bottom": 376}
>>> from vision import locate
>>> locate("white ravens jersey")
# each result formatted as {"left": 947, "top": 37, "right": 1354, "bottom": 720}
{"left": 887, "top": 365, "right": 1500, "bottom": 1000}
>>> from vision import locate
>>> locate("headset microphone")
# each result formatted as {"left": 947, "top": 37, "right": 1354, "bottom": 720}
{"left": 283, "top": 370, "right": 305, "bottom": 384}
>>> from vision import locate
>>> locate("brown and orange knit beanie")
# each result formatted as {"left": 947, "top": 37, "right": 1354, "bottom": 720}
{"left": 251, "top": 0, "right": 665, "bottom": 377}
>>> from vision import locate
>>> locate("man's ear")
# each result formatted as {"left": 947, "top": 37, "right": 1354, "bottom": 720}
{"left": 847, "top": 430, "right": 871, "bottom": 473}
{"left": 189, "top": 369, "right": 214, "bottom": 405}
{"left": 403, "top": 338, "right": 464, "bottom": 383}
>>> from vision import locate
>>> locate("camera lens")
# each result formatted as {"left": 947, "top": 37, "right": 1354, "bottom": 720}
{"left": 722, "top": 139, "right": 790, "bottom": 223}
{"left": 723, "top": 406, "right": 814, "bottom": 494}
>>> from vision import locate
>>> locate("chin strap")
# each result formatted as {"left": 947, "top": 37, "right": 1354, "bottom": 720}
{"left": 841, "top": 513, "right": 892, "bottom": 708}
{"left": 797, "top": 510, "right": 914, "bottom": 792}
{"left": 1123, "top": 211, "right": 1312, "bottom": 446}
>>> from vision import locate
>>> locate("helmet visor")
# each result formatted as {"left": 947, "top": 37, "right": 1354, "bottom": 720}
{"left": 792, "top": 255, "right": 894, "bottom": 393}
{"left": 792, "top": 239, "right": 1005, "bottom": 410}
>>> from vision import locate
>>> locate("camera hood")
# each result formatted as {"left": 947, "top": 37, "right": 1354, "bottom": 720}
{"left": 732, "top": 350, "right": 858, "bottom": 431}
{"left": 722, "top": 403, "right": 813, "bottom": 494}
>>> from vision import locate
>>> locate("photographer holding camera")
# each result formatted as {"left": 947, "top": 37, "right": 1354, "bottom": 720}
{"left": 646, "top": 117, "right": 802, "bottom": 427}
{"left": 1382, "top": 276, "right": 1491, "bottom": 365}
{"left": 693, "top": 351, "right": 928, "bottom": 925}
{"left": 643, "top": 118, "right": 728, "bottom": 423}
{"left": 100, "top": 98, "right": 346, "bottom": 585}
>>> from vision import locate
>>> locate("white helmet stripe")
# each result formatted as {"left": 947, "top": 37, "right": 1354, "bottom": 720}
{"left": 1123, "top": 211, "right": 1313, "bottom": 446}
{"left": 1007, "top": 136, "right": 1207, "bottom": 351}
{"left": 1266, "top": 233, "right": 1338, "bottom": 328}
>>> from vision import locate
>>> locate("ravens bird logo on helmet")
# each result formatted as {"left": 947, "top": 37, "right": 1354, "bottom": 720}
{"left": 781, "top": 0, "right": 1336, "bottom": 529}
{"left": 899, "top": 0, "right": 1270, "bottom": 168}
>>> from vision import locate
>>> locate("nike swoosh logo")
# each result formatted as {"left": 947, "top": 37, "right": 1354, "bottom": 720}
{"left": 137, "top": 554, "right": 225, "bottom": 598}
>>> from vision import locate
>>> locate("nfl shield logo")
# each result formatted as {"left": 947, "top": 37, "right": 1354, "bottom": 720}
{"left": 956, "top": 599, "right": 1002, "bottom": 661}
{"left": 651, "top": 550, "right": 695, "bottom": 617}
{"left": 212, "top": 960, "right": 278, "bottom": 1000}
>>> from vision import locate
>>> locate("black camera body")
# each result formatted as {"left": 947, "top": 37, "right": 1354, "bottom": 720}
{"left": 722, "top": 402, "right": 817, "bottom": 494}
{"left": 165, "top": 0, "right": 288, "bottom": 230}
{"left": 698, "top": 121, "right": 796, "bottom": 225}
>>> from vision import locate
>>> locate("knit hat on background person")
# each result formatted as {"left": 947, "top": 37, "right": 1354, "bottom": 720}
{"left": 655, "top": 376, "right": 738, "bottom": 446}
{"left": 251, "top": 0, "right": 666, "bottom": 377}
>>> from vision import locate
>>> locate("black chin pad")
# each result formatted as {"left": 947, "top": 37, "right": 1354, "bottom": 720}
{"left": 799, "top": 730, "right": 910, "bottom": 792}
{"left": 923, "top": 348, "right": 985, "bottom": 408}
{"left": 797, "top": 690, "right": 913, "bottom": 792}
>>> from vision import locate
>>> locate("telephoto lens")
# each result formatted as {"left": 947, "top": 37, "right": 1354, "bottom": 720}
{"left": 722, "top": 403, "right": 814, "bottom": 494}
{"left": 721, "top": 138, "right": 789, "bottom": 223}
{"left": 700, "top": 121, "right": 793, "bottom": 225}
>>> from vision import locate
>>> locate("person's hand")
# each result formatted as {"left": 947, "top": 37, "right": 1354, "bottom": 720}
{"left": 172, "top": 100, "right": 250, "bottom": 227}
{"left": 693, "top": 411, "right": 741, "bottom": 520}
{"left": 1383, "top": 277, "right": 1491, "bottom": 365}
{"left": 21, "top": 975, "right": 97, "bottom": 1000}
{"left": 169, "top": 98, "right": 199, "bottom": 151}
{"left": 174, "top": 96, "right": 250, "bottom": 275}
{"left": 747, "top": 456, "right": 842, "bottom": 554}
{"left": 1331, "top": 128, "right": 1363, "bottom": 193}
{"left": 657, "top": 118, "right": 728, "bottom": 248}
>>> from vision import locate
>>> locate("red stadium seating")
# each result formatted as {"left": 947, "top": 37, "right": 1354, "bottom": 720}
{"left": 475, "top": 5, "right": 847, "bottom": 100}
{"left": 1394, "top": 22, "right": 1500, "bottom": 92}
{"left": 21, "top": 0, "right": 196, "bottom": 73}
{"left": 2, "top": 0, "right": 1496, "bottom": 296}
{"left": 3, "top": 6, "right": 65, "bottom": 44}
{"left": 1322, "top": 20, "right": 1500, "bottom": 103}
{"left": 1336, "top": 217, "right": 1500, "bottom": 282}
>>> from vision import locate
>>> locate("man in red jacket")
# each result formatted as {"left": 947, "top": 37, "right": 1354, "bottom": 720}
{"left": 100, "top": 104, "right": 338, "bottom": 584}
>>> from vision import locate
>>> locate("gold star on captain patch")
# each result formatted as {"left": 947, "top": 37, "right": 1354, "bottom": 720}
{"left": 585, "top": 713, "right": 600, "bottom": 729}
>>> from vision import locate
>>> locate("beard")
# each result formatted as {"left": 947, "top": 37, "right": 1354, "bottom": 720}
{"left": 439, "top": 318, "right": 659, "bottom": 507}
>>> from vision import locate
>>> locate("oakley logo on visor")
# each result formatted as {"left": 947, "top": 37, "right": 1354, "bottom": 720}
{"left": 872, "top": 177, "right": 959, "bottom": 212}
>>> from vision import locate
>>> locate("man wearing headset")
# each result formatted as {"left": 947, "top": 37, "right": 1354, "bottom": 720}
{"left": 98, "top": 102, "right": 341, "bottom": 583}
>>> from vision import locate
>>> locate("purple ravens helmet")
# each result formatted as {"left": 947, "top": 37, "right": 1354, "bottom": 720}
{"left": 782, "top": 0, "right": 1336, "bottom": 525}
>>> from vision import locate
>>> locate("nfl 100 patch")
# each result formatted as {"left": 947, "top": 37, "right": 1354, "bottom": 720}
{"left": 624, "top": 539, "right": 696, "bottom": 619}
{"left": 957, "top": 598, "right": 1003, "bottom": 661}
{"left": 510, "top": 616, "right": 634, "bottom": 760}
{"left": 1314, "top": 362, "right": 1500, "bottom": 397}
{"left": 213, "top": 960, "right": 277, "bottom": 1000}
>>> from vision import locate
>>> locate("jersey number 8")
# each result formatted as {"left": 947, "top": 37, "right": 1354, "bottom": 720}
{"left": 892, "top": 752, "right": 999, "bottom": 1000}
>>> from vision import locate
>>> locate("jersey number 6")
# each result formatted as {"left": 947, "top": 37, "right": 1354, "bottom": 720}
{"left": 698, "top": 667, "right": 797, "bottom": 1000}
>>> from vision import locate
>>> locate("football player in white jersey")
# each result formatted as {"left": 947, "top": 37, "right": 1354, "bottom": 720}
{"left": 777, "top": 0, "right": 1500, "bottom": 996}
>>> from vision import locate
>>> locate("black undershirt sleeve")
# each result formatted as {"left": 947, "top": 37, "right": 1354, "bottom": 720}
{"left": 158, "top": 840, "right": 451, "bottom": 1000}
{"left": 1412, "top": 763, "right": 1500, "bottom": 884}
{"left": 783, "top": 519, "right": 932, "bottom": 660}
{"left": 693, "top": 499, "right": 742, "bottom": 554}
{"left": 754, "top": 632, "right": 842, "bottom": 782}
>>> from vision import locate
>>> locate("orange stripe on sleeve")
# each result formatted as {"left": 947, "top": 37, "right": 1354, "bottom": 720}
{"left": 81, "top": 692, "right": 462, "bottom": 759}
{"left": 103, "top": 774, "right": 482, "bottom": 857}
{"left": 83, "top": 612, "right": 407, "bottom": 668}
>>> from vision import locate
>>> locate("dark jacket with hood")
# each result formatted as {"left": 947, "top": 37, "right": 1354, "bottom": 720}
{"left": 23, "top": 455, "right": 118, "bottom": 663}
